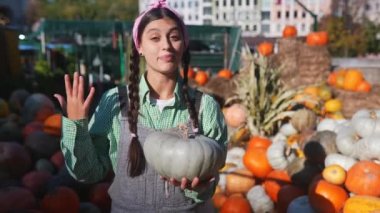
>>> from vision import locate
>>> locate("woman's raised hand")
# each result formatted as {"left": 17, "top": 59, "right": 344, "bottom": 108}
{"left": 54, "top": 72, "right": 95, "bottom": 120}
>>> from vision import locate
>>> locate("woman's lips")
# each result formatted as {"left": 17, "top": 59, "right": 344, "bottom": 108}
{"left": 159, "top": 55, "right": 175, "bottom": 62}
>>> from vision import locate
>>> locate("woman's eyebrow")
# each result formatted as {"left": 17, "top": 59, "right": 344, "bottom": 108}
{"left": 145, "top": 27, "right": 180, "bottom": 34}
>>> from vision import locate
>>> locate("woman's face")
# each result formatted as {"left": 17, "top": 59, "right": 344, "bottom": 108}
{"left": 138, "top": 17, "right": 185, "bottom": 76}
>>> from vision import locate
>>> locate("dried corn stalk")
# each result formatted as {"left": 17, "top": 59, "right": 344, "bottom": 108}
{"left": 233, "top": 45, "right": 296, "bottom": 137}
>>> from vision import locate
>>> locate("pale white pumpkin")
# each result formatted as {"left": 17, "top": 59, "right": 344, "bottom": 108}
{"left": 287, "top": 195, "right": 315, "bottom": 213}
{"left": 266, "top": 141, "right": 296, "bottom": 170}
{"left": 271, "top": 132, "right": 287, "bottom": 144}
{"left": 317, "top": 118, "right": 338, "bottom": 133}
{"left": 143, "top": 131, "right": 226, "bottom": 181}
{"left": 355, "top": 134, "right": 380, "bottom": 161}
{"left": 351, "top": 109, "right": 380, "bottom": 138}
{"left": 225, "top": 147, "right": 245, "bottom": 168}
{"left": 335, "top": 125, "right": 359, "bottom": 157}
{"left": 324, "top": 153, "right": 357, "bottom": 171}
{"left": 246, "top": 185, "right": 274, "bottom": 213}
{"left": 279, "top": 123, "right": 298, "bottom": 136}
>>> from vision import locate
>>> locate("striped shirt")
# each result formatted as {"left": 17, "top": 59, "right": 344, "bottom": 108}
{"left": 61, "top": 74, "right": 228, "bottom": 202}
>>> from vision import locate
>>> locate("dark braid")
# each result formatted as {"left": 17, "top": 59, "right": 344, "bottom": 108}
{"left": 181, "top": 48, "right": 200, "bottom": 131}
{"left": 126, "top": 42, "right": 146, "bottom": 177}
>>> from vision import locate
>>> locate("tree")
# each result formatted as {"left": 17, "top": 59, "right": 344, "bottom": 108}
{"left": 37, "top": 0, "right": 138, "bottom": 21}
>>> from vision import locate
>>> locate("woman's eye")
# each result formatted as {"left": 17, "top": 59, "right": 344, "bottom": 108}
{"left": 151, "top": 37, "right": 160, "bottom": 41}
{"left": 170, "top": 35, "right": 180, "bottom": 41}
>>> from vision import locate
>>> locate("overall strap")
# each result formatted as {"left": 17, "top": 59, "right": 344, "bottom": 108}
{"left": 194, "top": 90, "right": 203, "bottom": 116}
{"left": 117, "top": 85, "right": 129, "bottom": 118}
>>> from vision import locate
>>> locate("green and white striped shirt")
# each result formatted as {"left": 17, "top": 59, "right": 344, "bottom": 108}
{"left": 61, "top": 74, "right": 228, "bottom": 202}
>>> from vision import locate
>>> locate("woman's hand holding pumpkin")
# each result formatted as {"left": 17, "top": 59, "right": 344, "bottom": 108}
{"left": 161, "top": 176, "right": 216, "bottom": 192}
{"left": 54, "top": 72, "right": 95, "bottom": 120}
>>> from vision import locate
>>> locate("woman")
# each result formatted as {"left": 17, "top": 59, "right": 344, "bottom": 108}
{"left": 55, "top": 0, "right": 227, "bottom": 212}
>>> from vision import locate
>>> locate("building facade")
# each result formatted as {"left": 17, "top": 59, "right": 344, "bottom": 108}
{"left": 139, "top": 0, "right": 333, "bottom": 38}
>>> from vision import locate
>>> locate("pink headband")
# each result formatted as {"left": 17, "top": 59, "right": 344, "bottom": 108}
{"left": 132, "top": 0, "right": 189, "bottom": 50}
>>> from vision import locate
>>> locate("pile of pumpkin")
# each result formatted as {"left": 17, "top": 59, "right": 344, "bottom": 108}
{"left": 181, "top": 66, "right": 234, "bottom": 87}
{"left": 327, "top": 68, "right": 372, "bottom": 93}
{"left": 216, "top": 106, "right": 380, "bottom": 213}
{"left": 0, "top": 90, "right": 112, "bottom": 213}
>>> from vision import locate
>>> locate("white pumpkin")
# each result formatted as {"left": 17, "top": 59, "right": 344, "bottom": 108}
{"left": 266, "top": 141, "right": 296, "bottom": 170}
{"left": 271, "top": 132, "right": 287, "bottom": 144}
{"left": 351, "top": 109, "right": 380, "bottom": 138}
{"left": 317, "top": 118, "right": 338, "bottom": 132}
{"left": 355, "top": 134, "right": 380, "bottom": 161}
{"left": 324, "top": 153, "right": 357, "bottom": 171}
{"left": 246, "top": 185, "right": 274, "bottom": 213}
{"left": 335, "top": 125, "right": 359, "bottom": 157}
{"left": 279, "top": 123, "right": 298, "bottom": 136}
{"left": 287, "top": 195, "right": 315, "bottom": 213}
{"left": 143, "top": 131, "right": 226, "bottom": 181}
{"left": 225, "top": 147, "right": 245, "bottom": 168}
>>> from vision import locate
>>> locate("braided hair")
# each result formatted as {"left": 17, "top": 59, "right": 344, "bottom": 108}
{"left": 126, "top": 7, "right": 199, "bottom": 177}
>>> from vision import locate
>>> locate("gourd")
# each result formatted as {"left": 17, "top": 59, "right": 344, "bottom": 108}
{"left": 220, "top": 194, "right": 252, "bottom": 213}
{"left": 309, "top": 178, "right": 348, "bottom": 213}
{"left": 266, "top": 141, "right": 296, "bottom": 170}
{"left": 143, "top": 131, "right": 226, "bottom": 181}
{"left": 322, "top": 164, "right": 346, "bottom": 185}
{"left": 223, "top": 103, "right": 247, "bottom": 128}
{"left": 225, "top": 168, "right": 255, "bottom": 194}
{"left": 41, "top": 186, "right": 80, "bottom": 213}
{"left": 290, "top": 109, "right": 317, "bottom": 132}
{"left": 279, "top": 123, "right": 298, "bottom": 136}
{"left": 263, "top": 170, "right": 291, "bottom": 202}
{"left": 355, "top": 134, "right": 380, "bottom": 161}
{"left": 246, "top": 185, "right": 274, "bottom": 213}
{"left": 343, "top": 195, "right": 380, "bottom": 213}
{"left": 287, "top": 195, "right": 314, "bottom": 213}
{"left": 324, "top": 153, "right": 357, "bottom": 171}
{"left": 351, "top": 109, "right": 380, "bottom": 138}
{"left": 336, "top": 125, "right": 359, "bottom": 157}
{"left": 225, "top": 147, "right": 245, "bottom": 168}
{"left": 345, "top": 160, "right": 380, "bottom": 196}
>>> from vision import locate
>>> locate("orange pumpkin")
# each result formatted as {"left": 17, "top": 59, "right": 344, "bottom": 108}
{"left": 322, "top": 164, "right": 346, "bottom": 185}
{"left": 180, "top": 66, "right": 195, "bottom": 79}
{"left": 356, "top": 81, "right": 371, "bottom": 92}
{"left": 246, "top": 136, "right": 272, "bottom": 150}
{"left": 212, "top": 193, "right": 228, "bottom": 209}
{"left": 343, "top": 69, "right": 363, "bottom": 91}
{"left": 220, "top": 195, "right": 252, "bottom": 213}
{"left": 223, "top": 103, "right": 247, "bottom": 128}
{"left": 277, "top": 185, "right": 306, "bottom": 213}
{"left": 345, "top": 161, "right": 380, "bottom": 196}
{"left": 257, "top": 41, "right": 274, "bottom": 56}
{"left": 243, "top": 147, "right": 273, "bottom": 179}
{"left": 41, "top": 186, "right": 80, "bottom": 213}
{"left": 194, "top": 70, "right": 208, "bottom": 86}
{"left": 218, "top": 68, "right": 233, "bottom": 79}
{"left": 263, "top": 170, "right": 291, "bottom": 202}
{"left": 43, "top": 114, "right": 62, "bottom": 136}
{"left": 282, "top": 25, "right": 297, "bottom": 38}
{"left": 88, "top": 182, "right": 111, "bottom": 212}
{"left": 309, "top": 178, "right": 348, "bottom": 213}
{"left": 226, "top": 168, "right": 255, "bottom": 194}
{"left": 306, "top": 31, "right": 329, "bottom": 46}
{"left": 327, "top": 72, "right": 337, "bottom": 86}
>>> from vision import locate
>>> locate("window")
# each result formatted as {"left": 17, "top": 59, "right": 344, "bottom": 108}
{"left": 195, "top": 1, "right": 198, "bottom": 7}
{"left": 301, "top": 23, "right": 305, "bottom": 31}
{"left": 188, "top": 1, "right": 192, "bottom": 7}
{"left": 223, "top": 12, "right": 226, "bottom": 20}
{"left": 216, "top": 0, "right": 219, "bottom": 6}
{"left": 254, "top": 0, "right": 258, "bottom": 5}
{"left": 365, "top": 4, "right": 371, "bottom": 10}
{"left": 195, "top": 15, "right": 199, "bottom": 20}
{"left": 277, "top": 24, "right": 281, "bottom": 32}
{"left": 294, "top": 10, "right": 298, "bottom": 18}
{"left": 231, "top": 0, "right": 234, "bottom": 6}
{"left": 204, "top": 7, "right": 212, "bottom": 15}
{"left": 262, "top": 24, "right": 270, "bottom": 33}
{"left": 302, "top": 12, "right": 306, "bottom": 18}
{"left": 286, "top": 11, "right": 289, "bottom": 18}
{"left": 245, "top": 25, "right": 249, "bottom": 31}
{"left": 204, "top": 19, "right": 212, "bottom": 25}
{"left": 238, "top": 0, "right": 242, "bottom": 6}
{"left": 246, "top": 0, "right": 249, "bottom": 6}
{"left": 277, "top": 11, "right": 281, "bottom": 18}
{"left": 223, "top": 0, "right": 226, "bottom": 6}
{"left": 216, "top": 13, "right": 219, "bottom": 20}
{"left": 181, "top": 1, "right": 184, "bottom": 8}
{"left": 261, "top": 11, "right": 270, "bottom": 20}
{"left": 189, "top": 15, "right": 192, "bottom": 20}
{"left": 174, "top": 2, "right": 178, "bottom": 8}
{"left": 253, "top": 25, "right": 257, "bottom": 31}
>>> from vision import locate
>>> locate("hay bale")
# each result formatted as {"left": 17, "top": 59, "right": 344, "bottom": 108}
{"left": 274, "top": 38, "right": 331, "bottom": 89}
{"left": 199, "top": 76, "right": 237, "bottom": 106}
{"left": 332, "top": 85, "right": 380, "bottom": 118}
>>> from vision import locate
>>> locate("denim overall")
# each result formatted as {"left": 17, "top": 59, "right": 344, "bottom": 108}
{"left": 108, "top": 86, "right": 214, "bottom": 212}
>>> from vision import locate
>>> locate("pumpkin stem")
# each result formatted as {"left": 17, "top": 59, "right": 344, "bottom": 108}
{"left": 370, "top": 111, "right": 377, "bottom": 119}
